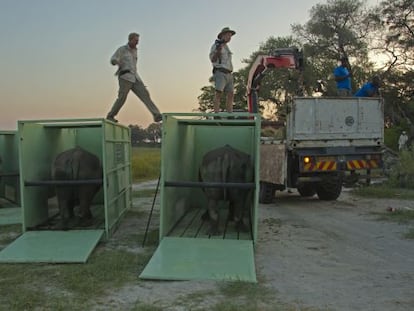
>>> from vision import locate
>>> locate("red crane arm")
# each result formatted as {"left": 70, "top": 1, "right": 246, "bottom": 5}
{"left": 247, "top": 48, "right": 303, "bottom": 113}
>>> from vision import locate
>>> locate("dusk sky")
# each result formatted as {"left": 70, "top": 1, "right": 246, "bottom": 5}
{"left": 0, "top": 0, "right": 379, "bottom": 129}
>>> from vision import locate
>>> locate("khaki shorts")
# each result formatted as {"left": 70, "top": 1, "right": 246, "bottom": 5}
{"left": 214, "top": 71, "right": 234, "bottom": 93}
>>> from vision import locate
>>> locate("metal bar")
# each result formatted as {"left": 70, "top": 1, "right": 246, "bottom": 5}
{"left": 142, "top": 175, "right": 161, "bottom": 247}
{"left": 164, "top": 181, "right": 255, "bottom": 189}
{"left": 0, "top": 172, "right": 20, "bottom": 177}
{"left": 24, "top": 179, "right": 103, "bottom": 186}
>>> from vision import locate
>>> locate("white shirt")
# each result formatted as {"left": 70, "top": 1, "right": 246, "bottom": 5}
{"left": 110, "top": 44, "right": 142, "bottom": 83}
{"left": 209, "top": 43, "right": 233, "bottom": 72}
{"left": 398, "top": 133, "right": 408, "bottom": 150}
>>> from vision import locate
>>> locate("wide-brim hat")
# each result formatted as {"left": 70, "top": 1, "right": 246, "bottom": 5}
{"left": 218, "top": 27, "right": 236, "bottom": 39}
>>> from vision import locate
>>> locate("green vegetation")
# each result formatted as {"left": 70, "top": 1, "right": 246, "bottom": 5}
{"left": 375, "top": 209, "right": 414, "bottom": 223}
{"left": 351, "top": 184, "right": 414, "bottom": 200}
{"left": 0, "top": 247, "right": 152, "bottom": 311}
{"left": 131, "top": 147, "right": 160, "bottom": 182}
{"left": 352, "top": 149, "right": 414, "bottom": 199}
{"left": 388, "top": 150, "right": 414, "bottom": 189}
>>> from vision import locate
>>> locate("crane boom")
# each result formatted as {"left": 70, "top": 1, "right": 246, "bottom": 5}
{"left": 247, "top": 47, "right": 303, "bottom": 113}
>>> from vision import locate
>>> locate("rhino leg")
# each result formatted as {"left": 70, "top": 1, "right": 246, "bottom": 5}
{"left": 206, "top": 199, "right": 220, "bottom": 235}
{"left": 67, "top": 196, "right": 77, "bottom": 218}
{"left": 76, "top": 185, "right": 97, "bottom": 227}
{"left": 55, "top": 187, "right": 73, "bottom": 230}
{"left": 229, "top": 194, "right": 249, "bottom": 232}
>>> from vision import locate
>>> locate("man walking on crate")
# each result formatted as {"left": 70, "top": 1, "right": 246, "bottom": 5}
{"left": 209, "top": 27, "right": 236, "bottom": 113}
{"left": 106, "top": 32, "right": 162, "bottom": 123}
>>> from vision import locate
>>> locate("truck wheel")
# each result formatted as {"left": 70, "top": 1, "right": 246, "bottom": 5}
{"left": 259, "top": 182, "right": 274, "bottom": 204}
{"left": 316, "top": 174, "right": 343, "bottom": 200}
{"left": 297, "top": 184, "right": 316, "bottom": 197}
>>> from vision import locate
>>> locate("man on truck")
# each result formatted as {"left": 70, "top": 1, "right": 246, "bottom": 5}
{"left": 354, "top": 76, "right": 381, "bottom": 97}
{"left": 334, "top": 57, "right": 352, "bottom": 96}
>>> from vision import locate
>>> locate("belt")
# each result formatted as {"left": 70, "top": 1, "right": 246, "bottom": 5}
{"left": 119, "top": 69, "right": 131, "bottom": 76}
{"left": 213, "top": 67, "right": 232, "bottom": 74}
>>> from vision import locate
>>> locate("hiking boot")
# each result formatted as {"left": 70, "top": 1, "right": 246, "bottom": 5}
{"left": 154, "top": 114, "right": 162, "bottom": 122}
{"left": 106, "top": 116, "right": 118, "bottom": 123}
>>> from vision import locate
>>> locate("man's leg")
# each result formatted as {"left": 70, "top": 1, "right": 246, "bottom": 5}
{"left": 226, "top": 91, "right": 234, "bottom": 113}
{"left": 224, "top": 73, "right": 234, "bottom": 113}
{"left": 213, "top": 71, "right": 226, "bottom": 113}
{"left": 107, "top": 78, "right": 133, "bottom": 120}
{"left": 131, "top": 79, "right": 162, "bottom": 122}
{"left": 213, "top": 91, "right": 222, "bottom": 113}
{"left": 337, "top": 88, "right": 351, "bottom": 97}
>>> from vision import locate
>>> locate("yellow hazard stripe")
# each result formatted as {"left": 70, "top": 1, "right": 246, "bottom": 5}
{"left": 304, "top": 161, "right": 337, "bottom": 171}
{"left": 347, "top": 160, "right": 379, "bottom": 170}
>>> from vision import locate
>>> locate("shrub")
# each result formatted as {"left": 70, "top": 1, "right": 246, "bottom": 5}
{"left": 388, "top": 149, "right": 414, "bottom": 188}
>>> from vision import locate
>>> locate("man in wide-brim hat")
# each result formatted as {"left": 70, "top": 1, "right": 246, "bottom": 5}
{"left": 217, "top": 27, "right": 236, "bottom": 38}
{"left": 209, "top": 27, "right": 236, "bottom": 113}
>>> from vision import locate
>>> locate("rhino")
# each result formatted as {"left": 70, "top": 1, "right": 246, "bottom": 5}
{"left": 199, "top": 144, "right": 254, "bottom": 235}
{"left": 52, "top": 147, "right": 103, "bottom": 230}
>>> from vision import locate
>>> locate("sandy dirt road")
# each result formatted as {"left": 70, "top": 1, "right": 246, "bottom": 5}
{"left": 256, "top": 189, "right": 414, "bottom": 311}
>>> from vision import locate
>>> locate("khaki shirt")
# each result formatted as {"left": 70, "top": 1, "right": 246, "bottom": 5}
{"left": 110, "top": 44, "right": 142, "bottom": 83}
{"left": 209, "top": 43, "right": 233, "bottom": 72}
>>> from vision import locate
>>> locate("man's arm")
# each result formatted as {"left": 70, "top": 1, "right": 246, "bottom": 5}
{"left": 110, "top": 47, "right": 122, "bottom": 66}
{"left": 334, "top": 67, "right": 351, "bottom": 81}
{"left": 335, "top": 74, "right": 351, "bottom": 82}
{"left": 209, "top": 44, "right": 223, "bottom": 63}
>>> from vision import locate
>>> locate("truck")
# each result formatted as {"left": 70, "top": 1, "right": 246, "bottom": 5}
{"left": 247, "top": 48, "right": 384, "bottom": 203}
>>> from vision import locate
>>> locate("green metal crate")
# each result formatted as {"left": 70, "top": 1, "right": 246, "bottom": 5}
{"left": 0, "top": 131, "right": 20, "bottom": 207}
{"left": 141, "top": 113, "right": 260, "bottom": 282}
{"left": 0, "top": 118, "right": 133, "bottom": 263}
{"left": 16, "top": 118, "right": 132, "bottom": 239}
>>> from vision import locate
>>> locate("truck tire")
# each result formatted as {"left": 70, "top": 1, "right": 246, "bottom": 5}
{"left": 297, "top": 184, "right": 316, "bottom": 197}
{"left": 316, "top": 174, "right": 343, "bottom": 200}
{"left": 259, "top": 182, "right": 274, "bottom": 204}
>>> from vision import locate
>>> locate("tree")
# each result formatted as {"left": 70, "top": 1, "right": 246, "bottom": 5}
{"left": 292, "top": 0, "right": 374, "bottom": 94}
{"left": 368, "top": 0, "right": 414, "bottom": 72}
{"left": 197, "top": 85, "right": 216, "bottom": 112}
{"left": 146, "top": 123, "right": 161, "bottom": 143}
{"left": 196, "top": 70, "right": 248, "bottom": 113}
{"left": 129, "top": 124, "right": 147, "bottom": 146}
{"left": 367, "top": 0, "right": 414, "bottom": 130}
